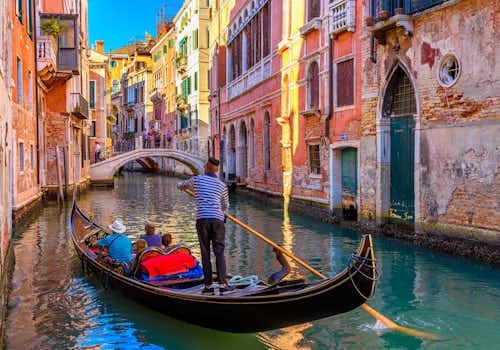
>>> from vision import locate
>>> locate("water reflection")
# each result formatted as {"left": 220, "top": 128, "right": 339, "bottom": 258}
{"left": 6, "top": 173, "right": 500, "bottom": 349}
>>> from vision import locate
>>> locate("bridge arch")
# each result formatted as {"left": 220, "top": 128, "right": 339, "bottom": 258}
{"left": 90, "top": 149, "right": 205, "bottom": 184}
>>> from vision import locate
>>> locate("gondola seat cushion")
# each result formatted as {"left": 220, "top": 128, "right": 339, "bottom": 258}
{"left": 140, "top": 253, "right": 197, "bottom": 278}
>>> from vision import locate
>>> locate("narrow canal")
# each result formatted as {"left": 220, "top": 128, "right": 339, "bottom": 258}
{"left": 6, "top": 173, "right": 500, "bottom": 349}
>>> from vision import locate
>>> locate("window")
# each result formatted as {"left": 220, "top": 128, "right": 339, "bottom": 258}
{"left": 249, "top": 119, "right": 255, "bottom": 167}
{"left": 110, "top": 60, "right": 117, "bottom": 68}
{"left": 438, "top": 54, "right": 460, "bottom": 88}
{"left": 263, "top": 112, "right": 271, "bottom": 170}
{"left": 28, "top": 71, "right": 32, "bottom": 111}
{"left": 59, "top": 19, "right": 76, "bottom": 48}
{"left": 19, "top": 143, "right": 24, "bottom": 171}
{"left": 336, "top": 58, "right": 354, "bottom": 107}
{"left": 262, "top": 2, "right": 271, "bottom": 57}
{"left": 17, "top": 58, "right": 22, "bottom": 104}
{"left": 194, "top": 72, "right": 198, "bottom": 91}
{"left": 308, "top": 0, "right": 321, "bottom": 21}
{"left": 163, "top": 45, "right": 167, "bottom": 54}
{"left": 16, "top": 0, "right": 23, "bottom": 23}
{"left": 169, "top": 38, "right": 174, "bottom": 48}
{"left": 112, "top": 79, "right": 119, "bottom": 93}
{"left": 89, "top": 80, "right": 96, "bottom": 109}
{"left": 30, "top": 145, "right": 34, "bottom": 169}
{"left": 90, "top": 121, "right": 96, "bottom": 137}
{"left": 307, "top": 61, "right": 319, "bottom": 109}
{"left": 193, "top": 29, "right": 199, "bottom": 49}
{"left": 26, "top": 0, "right": 33, "bottom": 36}
{"left": 308, "top": 143, "right": 320, "bottom": 175}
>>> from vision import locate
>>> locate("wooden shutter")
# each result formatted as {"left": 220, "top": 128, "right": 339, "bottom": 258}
{"left": 336, "top": 59, "right": 354, "bottom": 107}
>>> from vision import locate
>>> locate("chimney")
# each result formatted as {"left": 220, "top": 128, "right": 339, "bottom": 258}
{"left": 145, "top": 33, "right": 152, "bottom": 41}
{"left": 95, "top": 40, "right": 104, "bottom": 54}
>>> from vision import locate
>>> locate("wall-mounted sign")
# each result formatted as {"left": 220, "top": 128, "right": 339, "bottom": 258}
{"left": 340, "top": 133, "right": 348, "bottom": 140}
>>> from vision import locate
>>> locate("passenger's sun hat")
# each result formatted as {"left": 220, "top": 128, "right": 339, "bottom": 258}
{"left": 109, "top": 219, "right": 126, "bottom": 234}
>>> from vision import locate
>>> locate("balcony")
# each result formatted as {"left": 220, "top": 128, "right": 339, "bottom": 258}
{"left": 150, "top": 88, "right": 163, "bottom": 102}
{"left": 329, "top": 0, "right": 356, "bottom": 35}
{"left": 40, "top": 14, "right": 79, "bottom": 74}
{"left": 176, "top": 53, "right": 188, "bottom": 75}
{"left": 176, "top": 95, "right": 189, "bottom": 113}
{"left": 37, "top": 35, "right": 73, "bottom": 86}
{"left": 367, "top": 0, "right": 446, "bottom": 40}
{"left": 70, "top": 93, "right": 89, "bottom": 119}
{"left": 226, "top": 57, "right": 272, "bottom": 100}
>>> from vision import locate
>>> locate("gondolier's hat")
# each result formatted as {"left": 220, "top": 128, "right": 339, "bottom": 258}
{"left": 109, "top": 219, "right": 126, "bottom": 234}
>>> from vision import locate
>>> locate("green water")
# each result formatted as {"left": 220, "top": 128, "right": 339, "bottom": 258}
{"left": 6, "top": 173, "right": 500, "bottom": 349}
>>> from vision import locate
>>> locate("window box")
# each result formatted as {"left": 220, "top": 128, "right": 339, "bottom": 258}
{"left": 300, "top": 109, "right": 321, "bottom": 118}
{"left": 300, "top": 17, "right": 322, "bottom": 36}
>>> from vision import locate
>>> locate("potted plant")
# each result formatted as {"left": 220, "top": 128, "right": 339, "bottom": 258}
{"left": 40, "top": 18, "right": 66, "bottom": 39}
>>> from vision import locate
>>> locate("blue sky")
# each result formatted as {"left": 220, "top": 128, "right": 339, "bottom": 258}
{"left": 89, "top": 0, "right": 182, "bottom": 52}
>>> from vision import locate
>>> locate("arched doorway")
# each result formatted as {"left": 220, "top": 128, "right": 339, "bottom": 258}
{"left": 382, "top": 66, "right": 417, "bottom": 222}
{"left": 228, "top": 125, "right": 236, "bottom": 181}
{"left": 238, "top": 121, "right": 248, "bottom": 179}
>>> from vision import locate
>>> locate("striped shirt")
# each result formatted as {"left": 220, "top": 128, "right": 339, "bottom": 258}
{"left": 178, "top": 173, "right": 229, "bottom": 221}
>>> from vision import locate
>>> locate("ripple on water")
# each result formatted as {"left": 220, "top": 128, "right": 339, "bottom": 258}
{"left": 6, "top": 173, "right": 500, "bottom": 349}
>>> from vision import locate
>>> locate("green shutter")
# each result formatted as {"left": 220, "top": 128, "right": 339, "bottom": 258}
{"left": 168, "top": 39, "right": 174, "bottom": 48}
{"left": 193, "top": 29, "right": 198, "bottom": 49}
{"left": 194, "top": 72, "right": 198, "bottom": 91}
{"left": 163, "top": 45, "right": 167, "bottom": 54}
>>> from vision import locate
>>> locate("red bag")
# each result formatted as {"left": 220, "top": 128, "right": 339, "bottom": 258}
{"left": 140, "top": 253, "right": 197, "bottom": 278}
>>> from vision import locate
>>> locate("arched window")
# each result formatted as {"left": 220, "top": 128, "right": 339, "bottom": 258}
{"left": 263, "top": 112, "right": 271, "bottom": 170}
{"left": 307, "top": 61, "right": 319, "bottom": 109}
{"left": 249, "top": 119, "right": 255, "bottom": 167}
{"left": 308, "top": 0, "right": 320, "bottom": 21}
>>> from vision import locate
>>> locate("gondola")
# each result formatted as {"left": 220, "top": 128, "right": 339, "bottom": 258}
{"left": 70, "top": 201, "right": 377, "bottom": 333}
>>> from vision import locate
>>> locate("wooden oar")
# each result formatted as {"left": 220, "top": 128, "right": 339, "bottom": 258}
{"left": 183, "top": 189, "right": 441, "bottom": 340}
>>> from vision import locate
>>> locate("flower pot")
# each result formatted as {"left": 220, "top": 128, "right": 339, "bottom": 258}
{"left": 365, "top": 16, "right": 375, "bottom": 27}
{"left": 379, "top": 10, "right": 390, "bottom": 19}
{"left": 394, "top": 8, "right": 404, "bottom": 15}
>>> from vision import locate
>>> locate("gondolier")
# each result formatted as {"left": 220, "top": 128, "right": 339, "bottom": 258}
{"left": 178, "top": 157, "right": 230, "bottom": 293}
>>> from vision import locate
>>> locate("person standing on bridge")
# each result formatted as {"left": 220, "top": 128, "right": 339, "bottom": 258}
{"left": 177, "top": 157, "right": 231, "bottom": 293}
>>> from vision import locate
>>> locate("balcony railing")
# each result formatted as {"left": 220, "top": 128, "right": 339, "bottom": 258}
{"left": 37, "top": 35, "right": 57, "bottom": 72}
{"left": 176, "top": 54, "right": 188, "bottom": 74}
{"left": 70, "top": 93, "right": 89, "bottom": 119}
{"left": 329, "top": 0, "right": 356, "bottom": 35}
{"left": 226, "top": 57, "right": 272, "bottom": 100}
{"left": 370, "top": 0, "right": 446, "bottom": 18}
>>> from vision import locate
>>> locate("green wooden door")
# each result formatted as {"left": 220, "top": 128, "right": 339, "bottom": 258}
{"left": 390, "top": 116, "right": 415, "bottom": 222}
{"left": 341, "top": 148, "right": 357, "bottom": 196}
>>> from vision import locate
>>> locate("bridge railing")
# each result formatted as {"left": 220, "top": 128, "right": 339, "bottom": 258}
{"left": 113, "top": 138, "right": 137, "bottom": 155}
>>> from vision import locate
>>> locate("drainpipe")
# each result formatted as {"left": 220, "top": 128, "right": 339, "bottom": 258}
{"left": 370, "top": 33, "right": 377, "bottom": 63}
{"left": 325, "top": 34, "right": 334, "bottom": 139}
{"left": 33, "top": 1, "right": 40, "bottom": 186}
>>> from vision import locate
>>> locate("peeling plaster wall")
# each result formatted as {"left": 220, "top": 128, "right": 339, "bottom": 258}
{"left": 420, "top": 122, "right": 499, "bottom": 231}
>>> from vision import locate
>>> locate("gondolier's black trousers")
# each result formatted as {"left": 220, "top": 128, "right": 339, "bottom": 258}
{"left": 196, "top": 218, "right": 227, "bottom": 285}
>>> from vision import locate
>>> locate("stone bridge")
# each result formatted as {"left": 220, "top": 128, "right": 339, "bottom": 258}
{"left": 90, "top": 148, "right": 205, "bottom": 184}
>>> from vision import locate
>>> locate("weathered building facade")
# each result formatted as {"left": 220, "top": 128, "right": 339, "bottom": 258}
{"left": 37, "top": 0, "right": 91, "bottom": 197}
{"left": 150, "top": 25, "right": 176, "bottom": 147}
{"left": 0, "top": 0, "right": 13, "bottom": 340}
{"left": 218, "top": 0, "right": 281, "bottom": 193}
{"left": 361, "top": 0, "right": 499, "bottom": 239}
{"left": 89, "top": 42, "right": 111, "bottom": 161}
{"left": 173, "top": 0, "right": 210, "bottom": 157}
{"left": 11, "top": 0, "right": 40, "bottom": 220}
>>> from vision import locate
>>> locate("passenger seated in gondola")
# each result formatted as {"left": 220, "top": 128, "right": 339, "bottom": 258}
{"left": 161, "top": 233, "right": 174, "bottom": 250}
{"left": 93, "top": 220, "right": 133, "bottom": 267}
{"left": 140, "top": 222, "right": 162, "bottom": 248}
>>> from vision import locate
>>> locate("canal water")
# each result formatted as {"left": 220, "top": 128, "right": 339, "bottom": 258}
{"left": 6, "top": 173, "right": 500, "bottom": 349}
